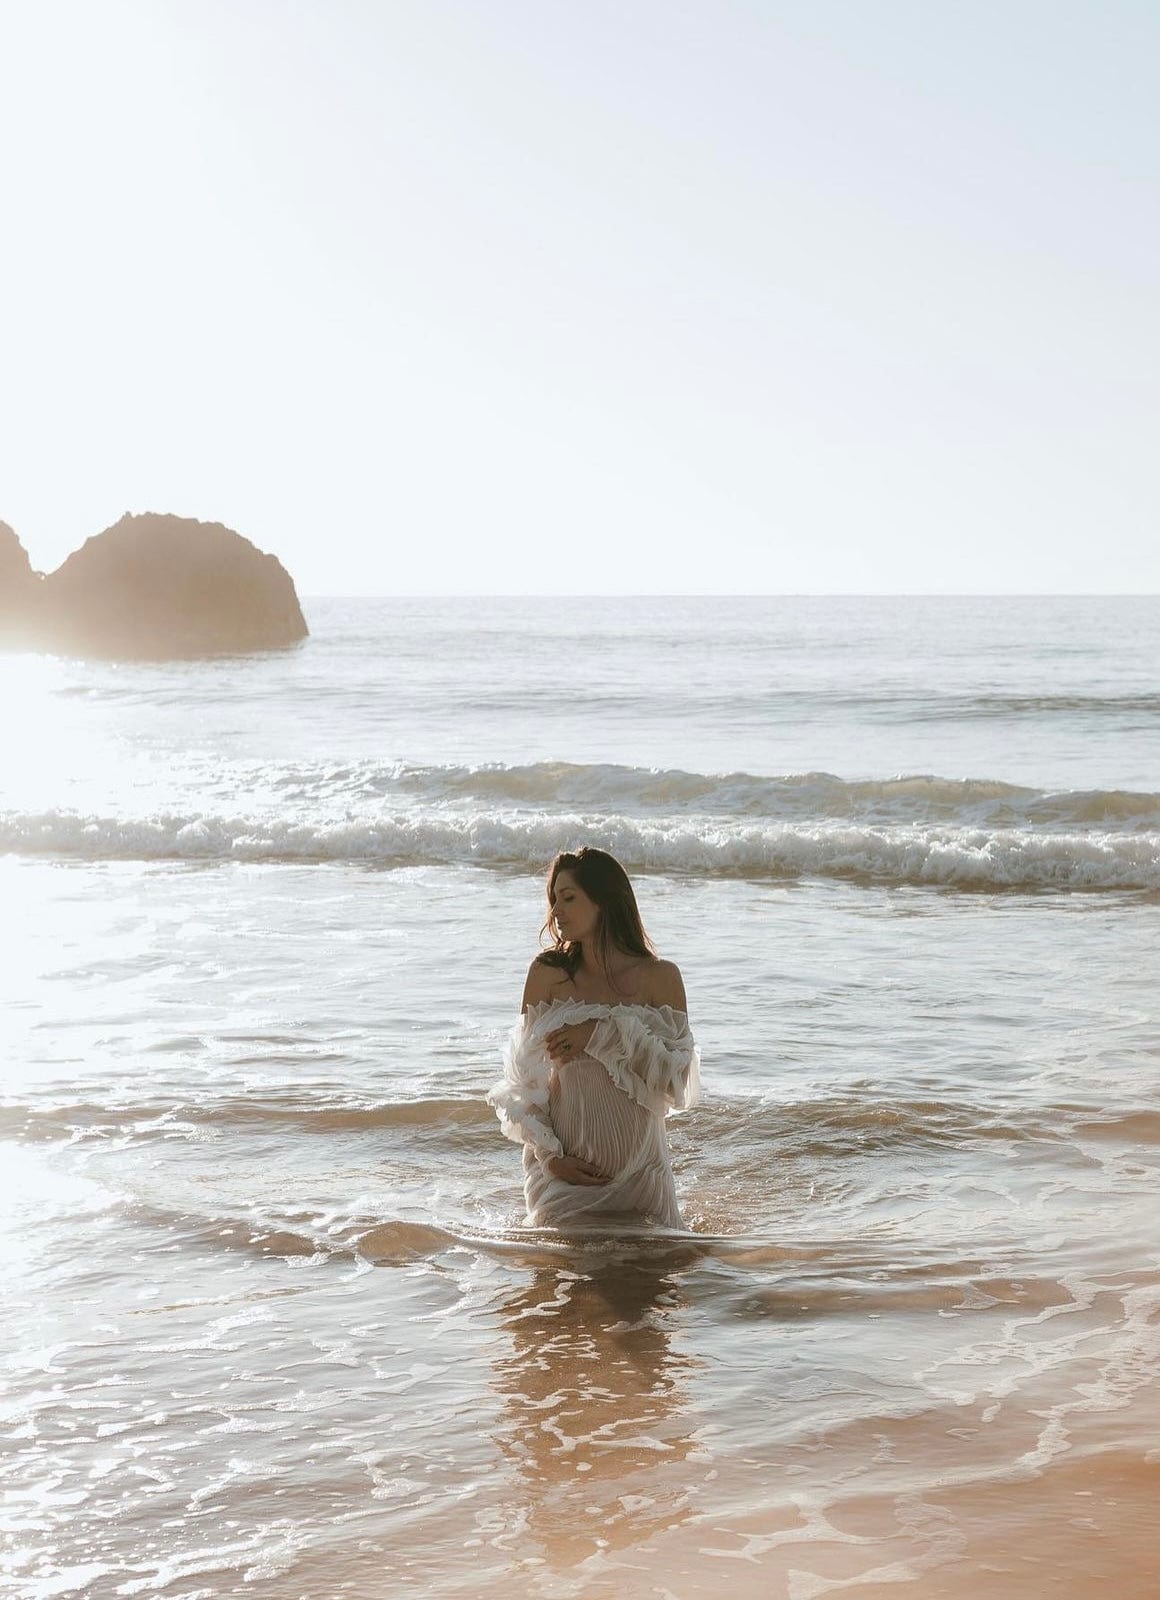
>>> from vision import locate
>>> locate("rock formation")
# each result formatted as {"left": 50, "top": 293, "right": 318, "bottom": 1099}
{"left": 0, "top": 521, "right": 45, "bottom": 647}
{"left": 0, "top": 512, "right": 308, "bottom": 659}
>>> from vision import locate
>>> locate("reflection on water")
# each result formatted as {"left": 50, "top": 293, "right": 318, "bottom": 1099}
{"left": 489, "top": 1244, "right": 705, "bottom": 1568}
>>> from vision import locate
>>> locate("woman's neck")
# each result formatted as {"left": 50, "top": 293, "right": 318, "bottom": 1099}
{"left": 571, "top": 946, "right": 649, "bottom": 997}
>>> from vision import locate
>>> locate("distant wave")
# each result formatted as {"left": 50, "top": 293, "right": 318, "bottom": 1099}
{"left": 917, "top": 691, "right": 1160, "bottom": 721}
{"left": 223, "top": 758, "right": 1160, "bottom": 830}
{"left": 3, "top": 804, "right": 1157, "bottom": 889}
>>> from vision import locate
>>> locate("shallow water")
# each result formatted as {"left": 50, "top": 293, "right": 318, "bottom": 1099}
{"left": 2, "top": 597, "right": 1159, "bottom": 1597}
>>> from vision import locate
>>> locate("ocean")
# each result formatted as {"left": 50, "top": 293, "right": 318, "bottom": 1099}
{"left": 2, "top": 594, "right": 1158, "bottom": 1599}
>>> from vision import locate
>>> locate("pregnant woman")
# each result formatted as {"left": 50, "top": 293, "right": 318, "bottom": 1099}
{"left": 488, "top": 846, "right": 700, "bottom": 1229}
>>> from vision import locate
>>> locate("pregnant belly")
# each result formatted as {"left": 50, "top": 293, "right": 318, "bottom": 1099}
{"left": 549, "top": 1058, "right": 652, "bottom": 1175}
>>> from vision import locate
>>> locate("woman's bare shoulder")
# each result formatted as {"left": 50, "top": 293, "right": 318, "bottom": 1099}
{"left": 522, "top": 956, "right": 569, "bottom": 1011}
{"left": 643, "top": 958, "right": 687, "bottom": 1011}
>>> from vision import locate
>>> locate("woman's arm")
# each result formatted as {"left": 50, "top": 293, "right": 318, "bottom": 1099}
{"left": 491, "top": 960, "right": 609, "bottom": 1184}
{"left": 544, "top": 960, "right": 688, "bottom": 1064}
{"left": 487, "top": 966, "right": 563, "bottom": 1161}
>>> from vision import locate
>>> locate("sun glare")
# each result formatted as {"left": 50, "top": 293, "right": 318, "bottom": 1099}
{"left": 0, "top": 655, "right": 133, "bottom": 814}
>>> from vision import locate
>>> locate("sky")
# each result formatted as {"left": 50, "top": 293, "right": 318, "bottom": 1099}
{"left": 0, "top": 0, "right": 1157, "bottom": 595}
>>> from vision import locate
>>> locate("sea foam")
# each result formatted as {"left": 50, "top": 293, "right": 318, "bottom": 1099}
{"left": 3, "top": 805, "right": 1156, "bottom": 890}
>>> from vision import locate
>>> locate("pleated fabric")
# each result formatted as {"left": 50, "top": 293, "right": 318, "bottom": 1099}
{"left": 487, "top": 1000, "right": 700, "bottom": 1230}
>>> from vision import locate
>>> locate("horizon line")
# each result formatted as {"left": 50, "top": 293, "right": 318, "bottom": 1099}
{"left": 298, "top": 590, "right": 1160, "bottom": 600}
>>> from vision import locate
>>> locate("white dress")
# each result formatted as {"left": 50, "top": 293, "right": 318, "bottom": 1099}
{"left": 488, "top": 999, "right": 700, "bottom": 1230}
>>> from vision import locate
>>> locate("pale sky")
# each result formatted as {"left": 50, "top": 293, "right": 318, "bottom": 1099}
{"left": 1, "top": 0, "right": 1156, "bottom": 594}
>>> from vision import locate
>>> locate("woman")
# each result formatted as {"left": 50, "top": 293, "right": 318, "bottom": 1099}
{"left": 488, "top": 847, "right": 699, "bottom": 1229}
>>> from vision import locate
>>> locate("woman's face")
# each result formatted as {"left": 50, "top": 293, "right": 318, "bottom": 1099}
{"left": 549, "top": 869, "right": 599, "bottom": 945}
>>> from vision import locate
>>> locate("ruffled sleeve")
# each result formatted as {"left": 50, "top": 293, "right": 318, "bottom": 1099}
{"left": 584, "top": 1008, "right": 701, "bottom": 1114}
{"left": 486, "top": 1011, "right": 562, "bottom": 1164}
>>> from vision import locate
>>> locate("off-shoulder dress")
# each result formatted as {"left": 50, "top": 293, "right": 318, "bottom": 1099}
{"left": 487, "top": 999, "right": 700, "bottom": 1229}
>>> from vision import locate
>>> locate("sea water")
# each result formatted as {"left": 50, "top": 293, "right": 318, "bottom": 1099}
{"left": 1, "top": 595, "right": 1158, "bottom": 1599}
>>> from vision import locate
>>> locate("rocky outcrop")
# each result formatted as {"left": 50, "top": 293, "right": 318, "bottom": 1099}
{"left": 0, "top": 513, "right": 308, "bottom": 659}
{"left": 0, "top": 521, "right": 45, "bottom": 646}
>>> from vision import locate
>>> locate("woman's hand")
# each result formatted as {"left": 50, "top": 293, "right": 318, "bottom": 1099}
{"left": 545, "top": 1154, "right": 611, "bottom": 1186}
{"left": 545, "top": 1021, "right": 596, "bottom": 1066}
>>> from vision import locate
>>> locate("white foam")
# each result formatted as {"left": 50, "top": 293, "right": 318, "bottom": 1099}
{"left": 2, "top": 806, "right": 1157, "bottom": 890}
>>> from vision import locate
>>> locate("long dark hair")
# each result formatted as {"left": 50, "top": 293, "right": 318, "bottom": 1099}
{"left": 538, "top": 847, "right": 656, "bottom": 983}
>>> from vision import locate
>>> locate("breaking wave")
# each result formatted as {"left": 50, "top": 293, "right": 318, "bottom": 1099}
{"left": 158, "top": 758, "right": 1160, "bottom": 829}
{"left": 2, "top": 803, "right": 1156, "bottom": 890}
{"left": 381, "top": 761, "right": 1160, "bottom": 827}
